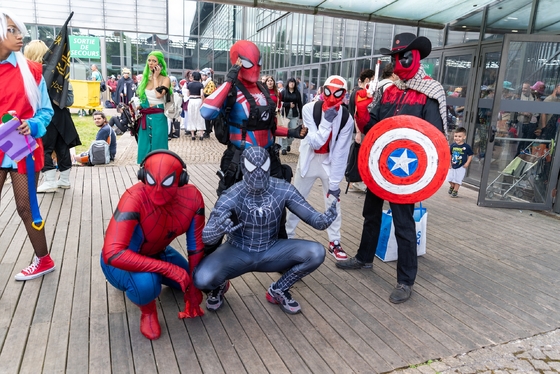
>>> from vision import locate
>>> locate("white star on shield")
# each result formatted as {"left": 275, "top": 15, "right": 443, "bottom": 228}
{"left": 389, "top": 149, "right": 416, "bottom": 176}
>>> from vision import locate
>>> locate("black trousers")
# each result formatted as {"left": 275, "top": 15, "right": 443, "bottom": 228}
{"left": 355, "top": 190, "right": 417, "bottom": 286}
{"left": 204, "top": 119, "right": 213, "bottom": 135}
{"left": 109, "top": 117, "right": 128, "bottom": 133}
{"left": 42, "top": 126, "right": 72, "bottom": 172}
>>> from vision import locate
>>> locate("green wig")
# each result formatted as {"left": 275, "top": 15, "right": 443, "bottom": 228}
{"left": 136, "top": 51, "right": 169, "bottom": 102}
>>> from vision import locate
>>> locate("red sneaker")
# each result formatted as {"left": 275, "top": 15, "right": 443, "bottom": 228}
{"left": 328, "top": 241, "right": 348, "bottom": 261}
{"left": 15, "top": 254, "right": 55, "bottom": 281}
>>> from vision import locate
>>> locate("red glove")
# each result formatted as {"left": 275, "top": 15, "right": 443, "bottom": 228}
{"left": 104, "top": 249, "right": 190, "bottom": 292}
{"left": 161, "top": 262, "right": 190, "bottom": 293}
{"left": 178, "top": 249, "right": 205, "bottom": 318}
{"left": 179, "top": 286, "right": 204, "bottom": 318}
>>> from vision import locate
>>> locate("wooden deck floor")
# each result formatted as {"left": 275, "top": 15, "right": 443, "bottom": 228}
{"left": 1, "top": 136, "right": 560, "bottom": 373}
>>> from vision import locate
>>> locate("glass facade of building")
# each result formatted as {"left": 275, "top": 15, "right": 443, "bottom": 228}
{"left": 15, "top": 1, "right": 451, "bottom": 86}
{"left": 7, "top": 0, "right": 560, "bottom": 211}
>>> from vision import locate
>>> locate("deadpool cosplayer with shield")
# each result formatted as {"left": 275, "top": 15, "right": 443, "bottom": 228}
{"left": 336, "top": 33, "right": 447, "bottom": 304}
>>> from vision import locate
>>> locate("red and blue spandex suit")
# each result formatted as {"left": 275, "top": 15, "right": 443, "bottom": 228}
{"left": 100, "top": 152, "right": 205, "bottom": 339}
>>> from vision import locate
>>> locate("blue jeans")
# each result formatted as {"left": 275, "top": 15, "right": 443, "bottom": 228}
{"left": 193, "top": 239, "right": 325, "bottom": 292}
{"left": 355, "top": 190, "right": 417, "bottom": 286}
{"left": 100, "top": 246, "right": 189, "bottom": 306}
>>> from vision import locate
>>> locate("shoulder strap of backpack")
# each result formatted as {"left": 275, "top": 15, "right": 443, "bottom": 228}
{"left": 313, "top": 100, "right": 323, "bottom": 128}
{"left": 312, "top": 100, "right": 349, "bottom": 141}
{"left": 235, "top": 82, "right": 257, "bottom": 108}
{"left": 223, "top": 84, "right": 237, "bottom": 115}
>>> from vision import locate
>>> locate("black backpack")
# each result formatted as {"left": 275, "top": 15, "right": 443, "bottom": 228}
{"left": 212, "top": 85, "right": 237, "bottom": 145}
{"left": 312, "top": 100, "right": 350, "bottom": 141}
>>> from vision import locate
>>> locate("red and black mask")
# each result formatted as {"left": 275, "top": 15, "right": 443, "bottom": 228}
{"left": 322, "top": 75, "right": 347, "bottom": 111}
{"left": 230, "top": 40, "right": 262, "bottom": 84}
{"left": 142, "top": 153, "right": 185, "bottom": 206}
{"left": 392, "top": 50, "right": 420, "bottom": 81}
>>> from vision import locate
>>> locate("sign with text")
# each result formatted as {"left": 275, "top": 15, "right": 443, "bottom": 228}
{"left": 69, "top": 36, "right": 100, "bottom": 59}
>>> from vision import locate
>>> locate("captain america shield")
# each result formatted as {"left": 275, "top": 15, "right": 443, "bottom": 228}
{"left": 358, "top": 115, "right": 450, "bottom": 204}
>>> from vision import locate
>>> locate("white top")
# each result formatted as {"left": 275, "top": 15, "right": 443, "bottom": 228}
{"left": 146, "top": 89, "right": 165, "bottom": 105}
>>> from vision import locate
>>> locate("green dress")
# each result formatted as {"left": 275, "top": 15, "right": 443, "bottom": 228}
{"left": 137, "top": 92, "right": 168, "bottom": 164}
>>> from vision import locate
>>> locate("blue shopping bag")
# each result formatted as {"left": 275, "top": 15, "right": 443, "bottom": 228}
{"left": 375, "top": 203, "right": 428, "bottom": 262}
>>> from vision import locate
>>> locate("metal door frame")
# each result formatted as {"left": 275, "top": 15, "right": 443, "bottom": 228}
{"left": 439, "top": 48, "right": 477, "bottom": 136}
{"left": 477, "top": 34, "right": 560, "bottom": 210}
{"left": 463, "top": 43, "right": 502, "bottom": 185}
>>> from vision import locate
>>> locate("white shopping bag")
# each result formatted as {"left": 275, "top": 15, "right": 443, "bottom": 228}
{"left": 375, "top": 203, "right": 427, "bottom": 262}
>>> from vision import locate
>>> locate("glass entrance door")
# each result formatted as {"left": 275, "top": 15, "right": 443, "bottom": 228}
{"left": 478, "top": 35, "right": 560, "bottom": 210}
{"left": 466, "top": 45, "right": 502, "bottom": 185}
{"left": 441, "top": 50, "right": 475, "bottom": 141}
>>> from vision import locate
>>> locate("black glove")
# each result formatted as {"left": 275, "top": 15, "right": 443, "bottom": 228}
{"left": 324, "top": 107, "right": 338, "bottom": 122}
{"left": 327, "top": 188, "right": 341, "bottom": 201}
{"left": 155, "top": 85, "right": 169, "bottom": 94}
{"left": 226, "top": 65, "right": 241, "bottom": 83}
{"left": 287, "top": 124, "right": 306, "bottom": 139}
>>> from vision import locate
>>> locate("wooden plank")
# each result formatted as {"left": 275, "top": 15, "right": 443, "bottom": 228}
{"left": 0, "top": 273, "right": 42, "bottom": 373}
{"left": 158, "top": 288, "right": 202, "bottom": 374}
{"left": 89, "top": 167, "right": 111, "bottom": 374}
{"left": 108, "top": 311, "right": 135, "bottom": 373}
{"left": 67, "top": 167, "right": 94, "bottom": 372}
{"left": 42, "top": 167, "right": 85, "bottom": 373}
{"left": 221, "top": 281, "right": 290, "bottom": 374}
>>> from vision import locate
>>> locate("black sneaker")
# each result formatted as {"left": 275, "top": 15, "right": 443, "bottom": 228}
{"left": 335, "top": 256, "right": 373, "bottom": 270}
{"left": 266, "top": 284, "right": 301, "bottom": 314}
{"left": 281, "top": 149, "right": 287, "bottom": 155}
{"left": 286, "top": 146, "right": 291, "bottom": 152}
{"left": 206, "top": 281, "right": 230, "bottom": 311}
{"left": 389, "top": 283, "right": 412, "bottom": 304}
{"left": 448, "top": 186, "right": 454, "bottom": 194}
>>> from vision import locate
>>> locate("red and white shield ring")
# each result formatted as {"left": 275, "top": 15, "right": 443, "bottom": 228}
{"left": 358, "top": 115, "right": 450, "bottom": 204}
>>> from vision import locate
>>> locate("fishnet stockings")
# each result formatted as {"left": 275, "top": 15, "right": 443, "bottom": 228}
{"left": 0, "top": 170, "right": 49, "bottom": 257}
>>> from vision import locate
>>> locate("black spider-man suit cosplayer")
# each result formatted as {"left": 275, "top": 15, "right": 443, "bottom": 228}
{"left": 101, "top": 150, "right": 205, "bottom": 340}
{"left": 193, "top": 146, "right": 338, "bottom": 314}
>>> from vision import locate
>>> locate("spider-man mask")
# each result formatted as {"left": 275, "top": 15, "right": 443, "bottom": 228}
{"left": 230, "top": 40, "right": 262, "bottom": 84}
{"left": 142, "top": 153, "right": 184, "bottom": 205}
{"left": 241, "top": 146, "right": 270, "bottom": 192}
{"left": 322, "top": 75, "right": 347, "bottom": 111}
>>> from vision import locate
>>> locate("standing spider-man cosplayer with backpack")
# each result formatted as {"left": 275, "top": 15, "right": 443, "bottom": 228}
{"left": 100, "top": 150, "right": 205, "bottom": 340}
{"left": 200, "top": 40, "right": 308, "bottom": 197}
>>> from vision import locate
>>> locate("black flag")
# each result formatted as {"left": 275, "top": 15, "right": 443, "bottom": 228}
{"left": 42, "top": 12, "right": 74, "bottom": 109}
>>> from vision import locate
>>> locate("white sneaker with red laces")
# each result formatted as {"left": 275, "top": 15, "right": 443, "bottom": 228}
{"left": 15, "top": 254, "right": 56, "bottom": 281}
{"left": 328, "top": 241, "right": 348, "bottom": 261}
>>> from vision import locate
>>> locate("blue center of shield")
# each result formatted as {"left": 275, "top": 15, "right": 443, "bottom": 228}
{"left": 388, "top": 148, "right": 418, "bottom": 177}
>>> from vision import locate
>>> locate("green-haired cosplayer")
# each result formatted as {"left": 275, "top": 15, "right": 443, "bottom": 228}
{"left": 135, "top": 51, "right": 171, "bottom": 163}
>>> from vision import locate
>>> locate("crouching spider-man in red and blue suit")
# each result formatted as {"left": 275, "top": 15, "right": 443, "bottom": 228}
{"left": 100, "top": 150, "right": 205, "bottom": 340}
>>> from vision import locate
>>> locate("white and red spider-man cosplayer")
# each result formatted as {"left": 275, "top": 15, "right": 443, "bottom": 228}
{"left": 200, "top": 40, "right": 307, "bottom": 197}
{"left": 101, "top": 150, "right": 205, "bottom": 340}
{"left": 286, "top": 75, "right": 354, "bottom": 261}
{"left": 193, "top": 146, "right": 337, "bottom": 314}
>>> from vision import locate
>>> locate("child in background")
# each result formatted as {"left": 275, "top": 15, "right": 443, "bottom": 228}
{"left": 448, "top": 127, "right": 473, "bottom": 198}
